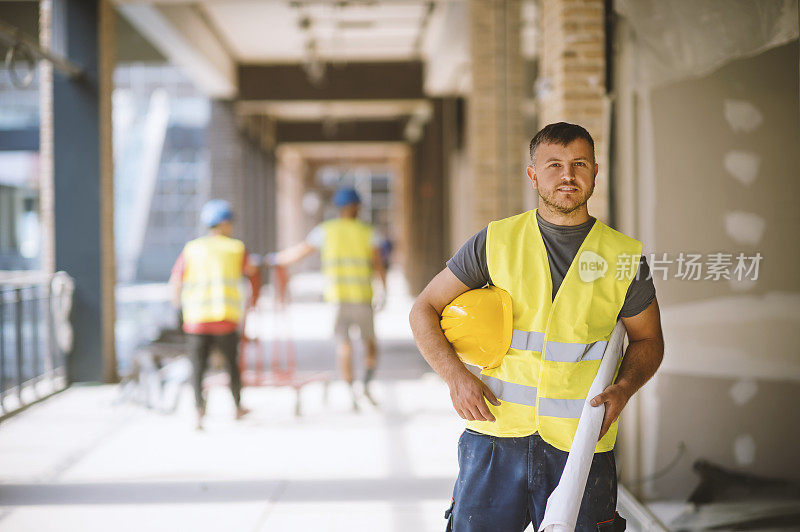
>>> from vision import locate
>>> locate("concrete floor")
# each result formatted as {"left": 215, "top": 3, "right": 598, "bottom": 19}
{"left": 0, "top": 272, "right": 678, "bottom": 531}
{"left": 0, "top": 272, "right": 469, "bottom": 532}
{"left": 0, "top": 379, "right": 466, "bottom": 532}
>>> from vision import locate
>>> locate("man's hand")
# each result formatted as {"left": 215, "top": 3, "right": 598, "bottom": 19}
{"left": 448, "top": 369, "right": 501, "bottom": 422}
{"left": 590, "top": 298, "right": 664, "bottom": 441}
{"left": 372, "top": 288, "right": 386, "bottom": 312}
{"left": 409, "top": 268, "right": 501, "bottom": 422}
{"left": 590, "top": 382, "right": 634, "bottom": 440}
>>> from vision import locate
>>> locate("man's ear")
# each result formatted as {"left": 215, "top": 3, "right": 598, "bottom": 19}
{"left": 594, "top": 163, "right": 599, "bottom": 178}
{"left": 526, "top": 165, "right": 537, "bottom": 189}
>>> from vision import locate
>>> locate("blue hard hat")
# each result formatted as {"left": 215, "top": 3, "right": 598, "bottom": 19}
{"left": 333, "top": 187, "right": 361, "bottom": 207}
{"left": 200, "top": 199, "right": 233, "bottom": 228}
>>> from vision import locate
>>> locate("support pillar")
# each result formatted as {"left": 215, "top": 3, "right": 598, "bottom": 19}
{"left": 538, "top": 0, "right": 609, "bottom": 221}
{"left": 48, "top": 0, "right": 116, "bottom": 382}
{"left": 467, "top": 0, "right": 526, "bottom": 229}
{"left": 207, "top": 101, "right": 246, "bottom": 238}
{"left": 275, "top": 146, "right": 310, "bottom": 253}
{"left": 406, "top": 98, "right": 458, "bottom": 294}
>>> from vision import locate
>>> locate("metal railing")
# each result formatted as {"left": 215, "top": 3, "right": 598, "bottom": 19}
{"left": 0, "top": 272, "right": 73, "bottom": 420}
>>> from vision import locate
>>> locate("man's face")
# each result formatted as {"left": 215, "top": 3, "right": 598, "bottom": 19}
{"left": 527, "top": 139, "right": 598, "bottom": 215}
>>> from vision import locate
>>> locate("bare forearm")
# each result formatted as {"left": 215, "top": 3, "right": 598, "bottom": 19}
{"left": 374, "top": 262, "right": 387, "bottom": 290}
{"left": 275, "top": 242, "right": 314, "bottom": 266}
{"left": 409, "top": 299, "right": 469, "bottom": 385}
{"left": 169, "top": 277, "right": 181, "bottom": 309}
{"left": 615, "top": 337, "right": 664, "bottom": 395}
{"left": 376, "top": 267, "right": 387, "bottom": 290}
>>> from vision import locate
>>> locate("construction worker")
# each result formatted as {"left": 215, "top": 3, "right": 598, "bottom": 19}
{"left": 269, "top": 187, "right": 387, "bottom": 409}
{"left": 409, "top": 122, "right": 665, "bottom": 531}
{"left": 169, "top": 199, "right": 260, "bottom": 430}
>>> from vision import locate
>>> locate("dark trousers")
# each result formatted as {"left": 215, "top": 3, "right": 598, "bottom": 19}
{"left": 446, "top": 430, "right": 624, "bottom": 531}
{"left": 187, "top": 332, "right": 241, "bottom": 410}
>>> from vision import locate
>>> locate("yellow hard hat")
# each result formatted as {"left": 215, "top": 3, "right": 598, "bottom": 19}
{"left": 440, "top": 285, "right": 513, "bottom": 369}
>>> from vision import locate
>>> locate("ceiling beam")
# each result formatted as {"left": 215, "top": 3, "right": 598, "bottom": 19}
{"left": 275, "top": 120, "right": 406, "bottom": 144}
{"left": 239, "top": 62, "right": 424, "bottom": 101}
{"left": 117, "top": 4, "right": 236, "bottom": 98}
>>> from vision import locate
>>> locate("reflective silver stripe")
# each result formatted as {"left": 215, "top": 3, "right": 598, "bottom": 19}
{"left": 510, "top": 329, "right": 545, "bottom": 352}
{"left": 323, "top": 258, "right": 371, "bottom": 267}
{"left": 330, "top": 275, "right": 372, "bottom": 285}
{"left": 545, "top": 340, "right": 608, "bottom": 363}
{"left": 182, "top": 279, "right": 240, "bottom": 289}
{"left": 181, "top": 297, "right": 241, "bottom": 307}
{"left": 538, "top": 397, "right": 585, "bottom": 418}
{"left": 467, "top": 365, "right": 538, "bottom": 407}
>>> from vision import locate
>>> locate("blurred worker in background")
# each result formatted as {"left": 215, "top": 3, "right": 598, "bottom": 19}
{"left": 269, "top": 187, "right": 387, "bottom": 409}
{"left": 169, "top": 199, "right": 260, "bottom": 430}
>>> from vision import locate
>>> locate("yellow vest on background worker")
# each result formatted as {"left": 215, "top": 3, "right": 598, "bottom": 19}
{"left": 466, "top": 209, "right": 642, "bottom": 453}
{"left": 320, "top": 218, "right": 374, "bottom": 304}
{"left": 181, "top": 234, "right": 245, "bottom": 325}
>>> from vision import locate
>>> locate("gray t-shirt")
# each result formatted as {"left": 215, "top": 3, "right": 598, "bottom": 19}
{"left": 446, "top": 213, "right": 655, "bottom": 319}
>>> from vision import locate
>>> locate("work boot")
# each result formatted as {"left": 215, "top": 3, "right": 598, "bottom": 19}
{"left": 363, "top": 383, "right": 378, "bottom": 407}
{"left": 349, "top": 385, "right": 360, "bottom": 412}
{"left": 196, "top": 406, "right": 205, "bottom": 431}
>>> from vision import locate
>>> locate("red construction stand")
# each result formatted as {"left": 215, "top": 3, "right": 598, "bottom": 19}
{"left": 237, "top": 264, "right": 332, "bottom": 416}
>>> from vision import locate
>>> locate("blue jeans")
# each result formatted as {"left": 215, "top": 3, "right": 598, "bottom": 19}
{"left": 446, "top": 430, "right": 625, "bottom": 531}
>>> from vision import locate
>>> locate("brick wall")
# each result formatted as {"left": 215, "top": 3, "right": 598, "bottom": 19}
{"left": 538, "top": 0, "right": 609, "bottom": 222}
{"left": 467, "top": 0, "right": 527, "bottom": 235}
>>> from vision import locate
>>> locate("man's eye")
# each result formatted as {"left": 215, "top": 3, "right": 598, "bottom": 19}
{"left": 575, "top": 162, "right": 586, "bottom": 167}
{"left": 549, "top": 163, "right": 561, "bottom": 168}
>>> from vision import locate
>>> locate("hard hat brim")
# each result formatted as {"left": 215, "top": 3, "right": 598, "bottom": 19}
{"left": 486, "top": 285, "right": 513, "bottom": 369}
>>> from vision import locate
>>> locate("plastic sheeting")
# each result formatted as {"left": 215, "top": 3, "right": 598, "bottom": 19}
{"left": 615, "top": 0, "right": 799, "bottom": 88}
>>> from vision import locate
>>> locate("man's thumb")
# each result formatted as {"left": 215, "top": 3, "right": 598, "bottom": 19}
{"left": 590, "top": 393, "right": 606, "bottom": 407}
{"left": 482, "top": 385, "right": 501, "bottom": 406}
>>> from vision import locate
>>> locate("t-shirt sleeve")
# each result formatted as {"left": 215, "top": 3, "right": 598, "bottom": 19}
{"left": 305, "top": 224, "right": 325, "bottom": 249}
{"left": 371, "top": 229, "right": 383, "bottom": 248}
{"left": 446, "top": 227, "right": 492, "bottom": 289}
{"left": 619, "top": 255, "right": 656, "bottom": 318}
{"left": 170, "top": 250, "right": 185, "bottom": 281}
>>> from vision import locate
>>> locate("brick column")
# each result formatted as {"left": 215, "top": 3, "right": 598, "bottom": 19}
{"left": 468, "top": 0, "right": 526, "bottom": 230}
{"left": 275, "top": 146, "right": 308, "bottom": 252}
{"left": 538, "top": 0, "right": 609, "bottom": 221}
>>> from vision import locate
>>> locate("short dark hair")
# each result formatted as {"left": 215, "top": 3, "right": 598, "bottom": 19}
{"left": 529, "top": 122, "right": 595, "bottom": 164}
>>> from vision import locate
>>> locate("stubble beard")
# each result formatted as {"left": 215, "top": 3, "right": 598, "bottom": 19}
{"left": 539, "top": 181, "right": 595, "bottom": 215}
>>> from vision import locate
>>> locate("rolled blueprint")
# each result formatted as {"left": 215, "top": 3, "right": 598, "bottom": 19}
{"left": 539, "top": 320, "right": 627, "bottom": 532}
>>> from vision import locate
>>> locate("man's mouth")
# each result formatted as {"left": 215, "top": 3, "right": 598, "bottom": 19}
{"left": 557, "top": 186, "right": 578, "bottom": 192}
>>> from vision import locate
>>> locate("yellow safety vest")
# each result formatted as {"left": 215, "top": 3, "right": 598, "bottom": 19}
{"left": 181, "top": 235, "right": 245, "bottom": 325}
{"left": 466, "top": 209, "right": 642, "bottom": 452}
{"left": 320, "top": 218, "right": 375, "bottom": 304}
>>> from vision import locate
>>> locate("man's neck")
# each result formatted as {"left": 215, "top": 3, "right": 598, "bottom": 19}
{"left": 537, "top": 204, "right": 591, "bottom": 226}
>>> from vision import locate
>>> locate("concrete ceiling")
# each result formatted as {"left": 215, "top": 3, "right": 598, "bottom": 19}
{"left": 116, "top": 0, "right": 538, "bottom": 124}
{"left": 204, "top": 1, "right": 433, "bottom": 63}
